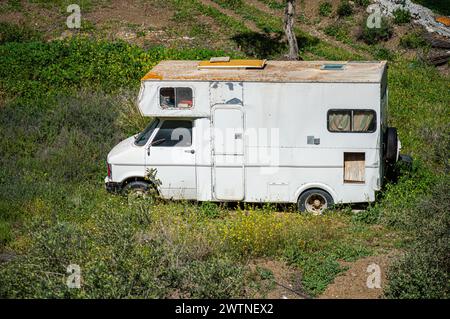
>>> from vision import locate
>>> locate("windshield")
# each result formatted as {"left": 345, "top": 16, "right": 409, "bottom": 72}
{"left": 134, "top": 119, "right": 159, "bottom": 146}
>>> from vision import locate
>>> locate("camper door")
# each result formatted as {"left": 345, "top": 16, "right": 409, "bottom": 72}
{"left": 212, "top": 105, "right": 245, "bottom": 201}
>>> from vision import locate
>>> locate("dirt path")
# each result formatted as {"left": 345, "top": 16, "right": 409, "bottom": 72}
{"left": 249, "top": 259, "right": 308, "bottom": 299}
{"left": 250, "top": 251, "right": 400, "bottom": 299}
{"left": 198, "top": 0, "right": 261, "bottom": 33}
{"left": 319, "top": 252, "right": 400, "bottom": 299}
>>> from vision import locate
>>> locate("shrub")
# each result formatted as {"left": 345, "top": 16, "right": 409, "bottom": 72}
{"left": 0, "top": 22, "right": 42, "bottom": 44}
{"left": 199, "top": 201, "right": 222, "bottom": 218}
{"left": 218, "top": 210, "right": 286, "bottom": 256}
{"left": 0, "top": 202, "right": 249, "bottom": 298}
{"left": 379, "top": 162, "right": 435, "bottom": 230}
{"left": 384, "top": 177, "right": 450, "bottom": 298}
{"left": 324, "top": 23, "right": 349, "bottom": 42}
{"left": 283, "top": 248, "right": 342, "bottom": 296}
{"left": 318, "top": 1, "right": 333, "bottom": 17}
{"left": 337, "top": 1, "right": 353, "bottom": 17}
{"left": 393, "top": 8, "right": 411, "bottom": 24}
{"left": 400, "top": 32, "right": 428, "bottom": 49}
{"left": 372, "top": 45, "right": 395, "bottom": 60}
{"left": 0, "top": 220, "right": 12, "bottom": 246}
{"left": 182, "top": 258, "right": 247, "bottom": 298}
{"left": 352, "top": 204, "right": 382, "bottom": 225}
{"left": 360, "top": 17, "right": 393, "bottom": 44}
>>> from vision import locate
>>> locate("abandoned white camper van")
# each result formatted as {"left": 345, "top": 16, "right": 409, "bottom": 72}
{"left": 105, "top": 59, "right": 401, "bottom": 213}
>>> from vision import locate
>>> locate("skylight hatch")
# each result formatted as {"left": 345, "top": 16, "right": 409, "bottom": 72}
{"left": 321, "top": 63, "right": 346, "bottom": 70}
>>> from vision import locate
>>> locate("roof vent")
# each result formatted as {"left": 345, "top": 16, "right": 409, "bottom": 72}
{"left": 198, "top": 59, "right": 267, "bottom": 70}
{"left": 321, "top": 63, "right": 346, "bottom": 70}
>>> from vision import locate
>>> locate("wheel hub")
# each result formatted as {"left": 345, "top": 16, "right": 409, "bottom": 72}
{"left": 305, "top": 193, "right": 328, "bottom": 214}
{"left": 313, "top": 199, "right": 321, "bottom": 208}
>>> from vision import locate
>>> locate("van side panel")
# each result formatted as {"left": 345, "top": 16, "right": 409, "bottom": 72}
{"left": 242, "top": 82, "right": 381, "bottom": 204}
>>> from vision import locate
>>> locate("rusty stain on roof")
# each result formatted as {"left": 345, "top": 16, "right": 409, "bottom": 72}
{"left": 141, "top": 60, "right": 387, "bottom": 83}
{"left": 141, "top": 71, "right": 163, "bottom": 80}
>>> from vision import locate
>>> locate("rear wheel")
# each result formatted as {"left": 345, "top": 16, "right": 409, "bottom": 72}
{"left": 298, "top": 189, "right": 334, "bottom": 214}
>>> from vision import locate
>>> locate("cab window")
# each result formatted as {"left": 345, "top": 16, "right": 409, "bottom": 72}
{"left": 152, "top": 120, "right": 192, "bottom": 147}
{"left": 134, "top": 119, "right": 159, "bottom": 146}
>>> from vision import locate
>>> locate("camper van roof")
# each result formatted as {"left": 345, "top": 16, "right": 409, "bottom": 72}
{"left": 141, "top": 60, "right": 387, "bottom": 83}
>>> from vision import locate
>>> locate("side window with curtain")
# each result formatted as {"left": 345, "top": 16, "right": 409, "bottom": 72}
{"left": 328, "top": 110, "right": 351, "bottom": 132}
{"left": 353, "top": 111, "right": 375, "bottom": 132}
{"left": 328, "top": 110, "right": 376, "bottom": 133}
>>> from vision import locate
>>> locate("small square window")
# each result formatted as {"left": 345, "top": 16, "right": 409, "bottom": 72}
{"left": 159, "top": 87, "right": 193, "bottom": 108}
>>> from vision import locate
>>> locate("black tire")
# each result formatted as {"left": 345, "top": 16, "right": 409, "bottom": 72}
{"left": 122, "top": 181, "right": 153, "bottom": 199}
{"left": 385, "top": 127, "right": 398, "bottom": 163}
{"left": 297, "top": 189, "right": 334, "bottom": 214}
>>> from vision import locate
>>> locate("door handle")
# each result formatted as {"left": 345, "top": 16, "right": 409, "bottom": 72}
{"left": 185, "top": 149, "right": 195, "bottom": 154}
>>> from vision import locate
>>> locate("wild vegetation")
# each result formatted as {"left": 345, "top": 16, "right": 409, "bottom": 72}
{"left": 0, "top": 0, "right": 448, "bottom": 299}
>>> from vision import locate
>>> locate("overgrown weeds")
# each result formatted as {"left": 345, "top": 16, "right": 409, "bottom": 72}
{"left": 384, "top": 177, "right": 449, "bottom": 298}
{"left": 360, "top": 17, "right": 393, "bottom": 44}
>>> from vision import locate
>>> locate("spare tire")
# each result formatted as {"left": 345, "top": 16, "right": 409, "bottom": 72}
{"left": 385, "top": 127, "right": 398, "bottom": 163}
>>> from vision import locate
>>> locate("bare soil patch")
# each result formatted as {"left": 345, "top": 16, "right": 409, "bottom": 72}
{"left": 249, "top": 258, "right": 308, "bottom": 299}
{"left": 85, "top": 0, "right": 171, "bottom": 29}
{"left": 319, "top": 251, "right": 401, "bottom": 299}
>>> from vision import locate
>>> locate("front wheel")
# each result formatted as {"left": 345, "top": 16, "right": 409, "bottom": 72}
{"left": 122, "top": 181, "right": 157, "bottom": 201}
{"left": 298, "top": 189, "right": 334, "bottom": 214}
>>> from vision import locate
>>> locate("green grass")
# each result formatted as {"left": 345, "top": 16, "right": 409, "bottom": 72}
{"left": 0, "top": 22, "right": 42, "bottom": 44}
{"left": 170, "top": 0, "right": 251, "bottom": 35}
{"left": 393, "top": 8, "right": 411, "bottom": 25}
{"left": 0, "top": 0, "right": 22, "bottom": 13}
{"left": 399, "top": 32, "right": 429, "bottom": 49}
{"left": 257, "top": 0, "right": 285, "bottom": 10}
{"left": 388, "top": 60, "right": 449, "bottom": 167}
{"left": 0, "top": 39, "right": 238, "bottom": 98}
{"left": 318, "top": 1, "right": 333, "bottom": 17}
{"left": 211, "top": 0, "right": 282, "bottom": 33}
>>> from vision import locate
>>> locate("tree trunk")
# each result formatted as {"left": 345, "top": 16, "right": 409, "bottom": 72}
{"left": 284, "top": 0, "right": 299, "bottom": 60}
